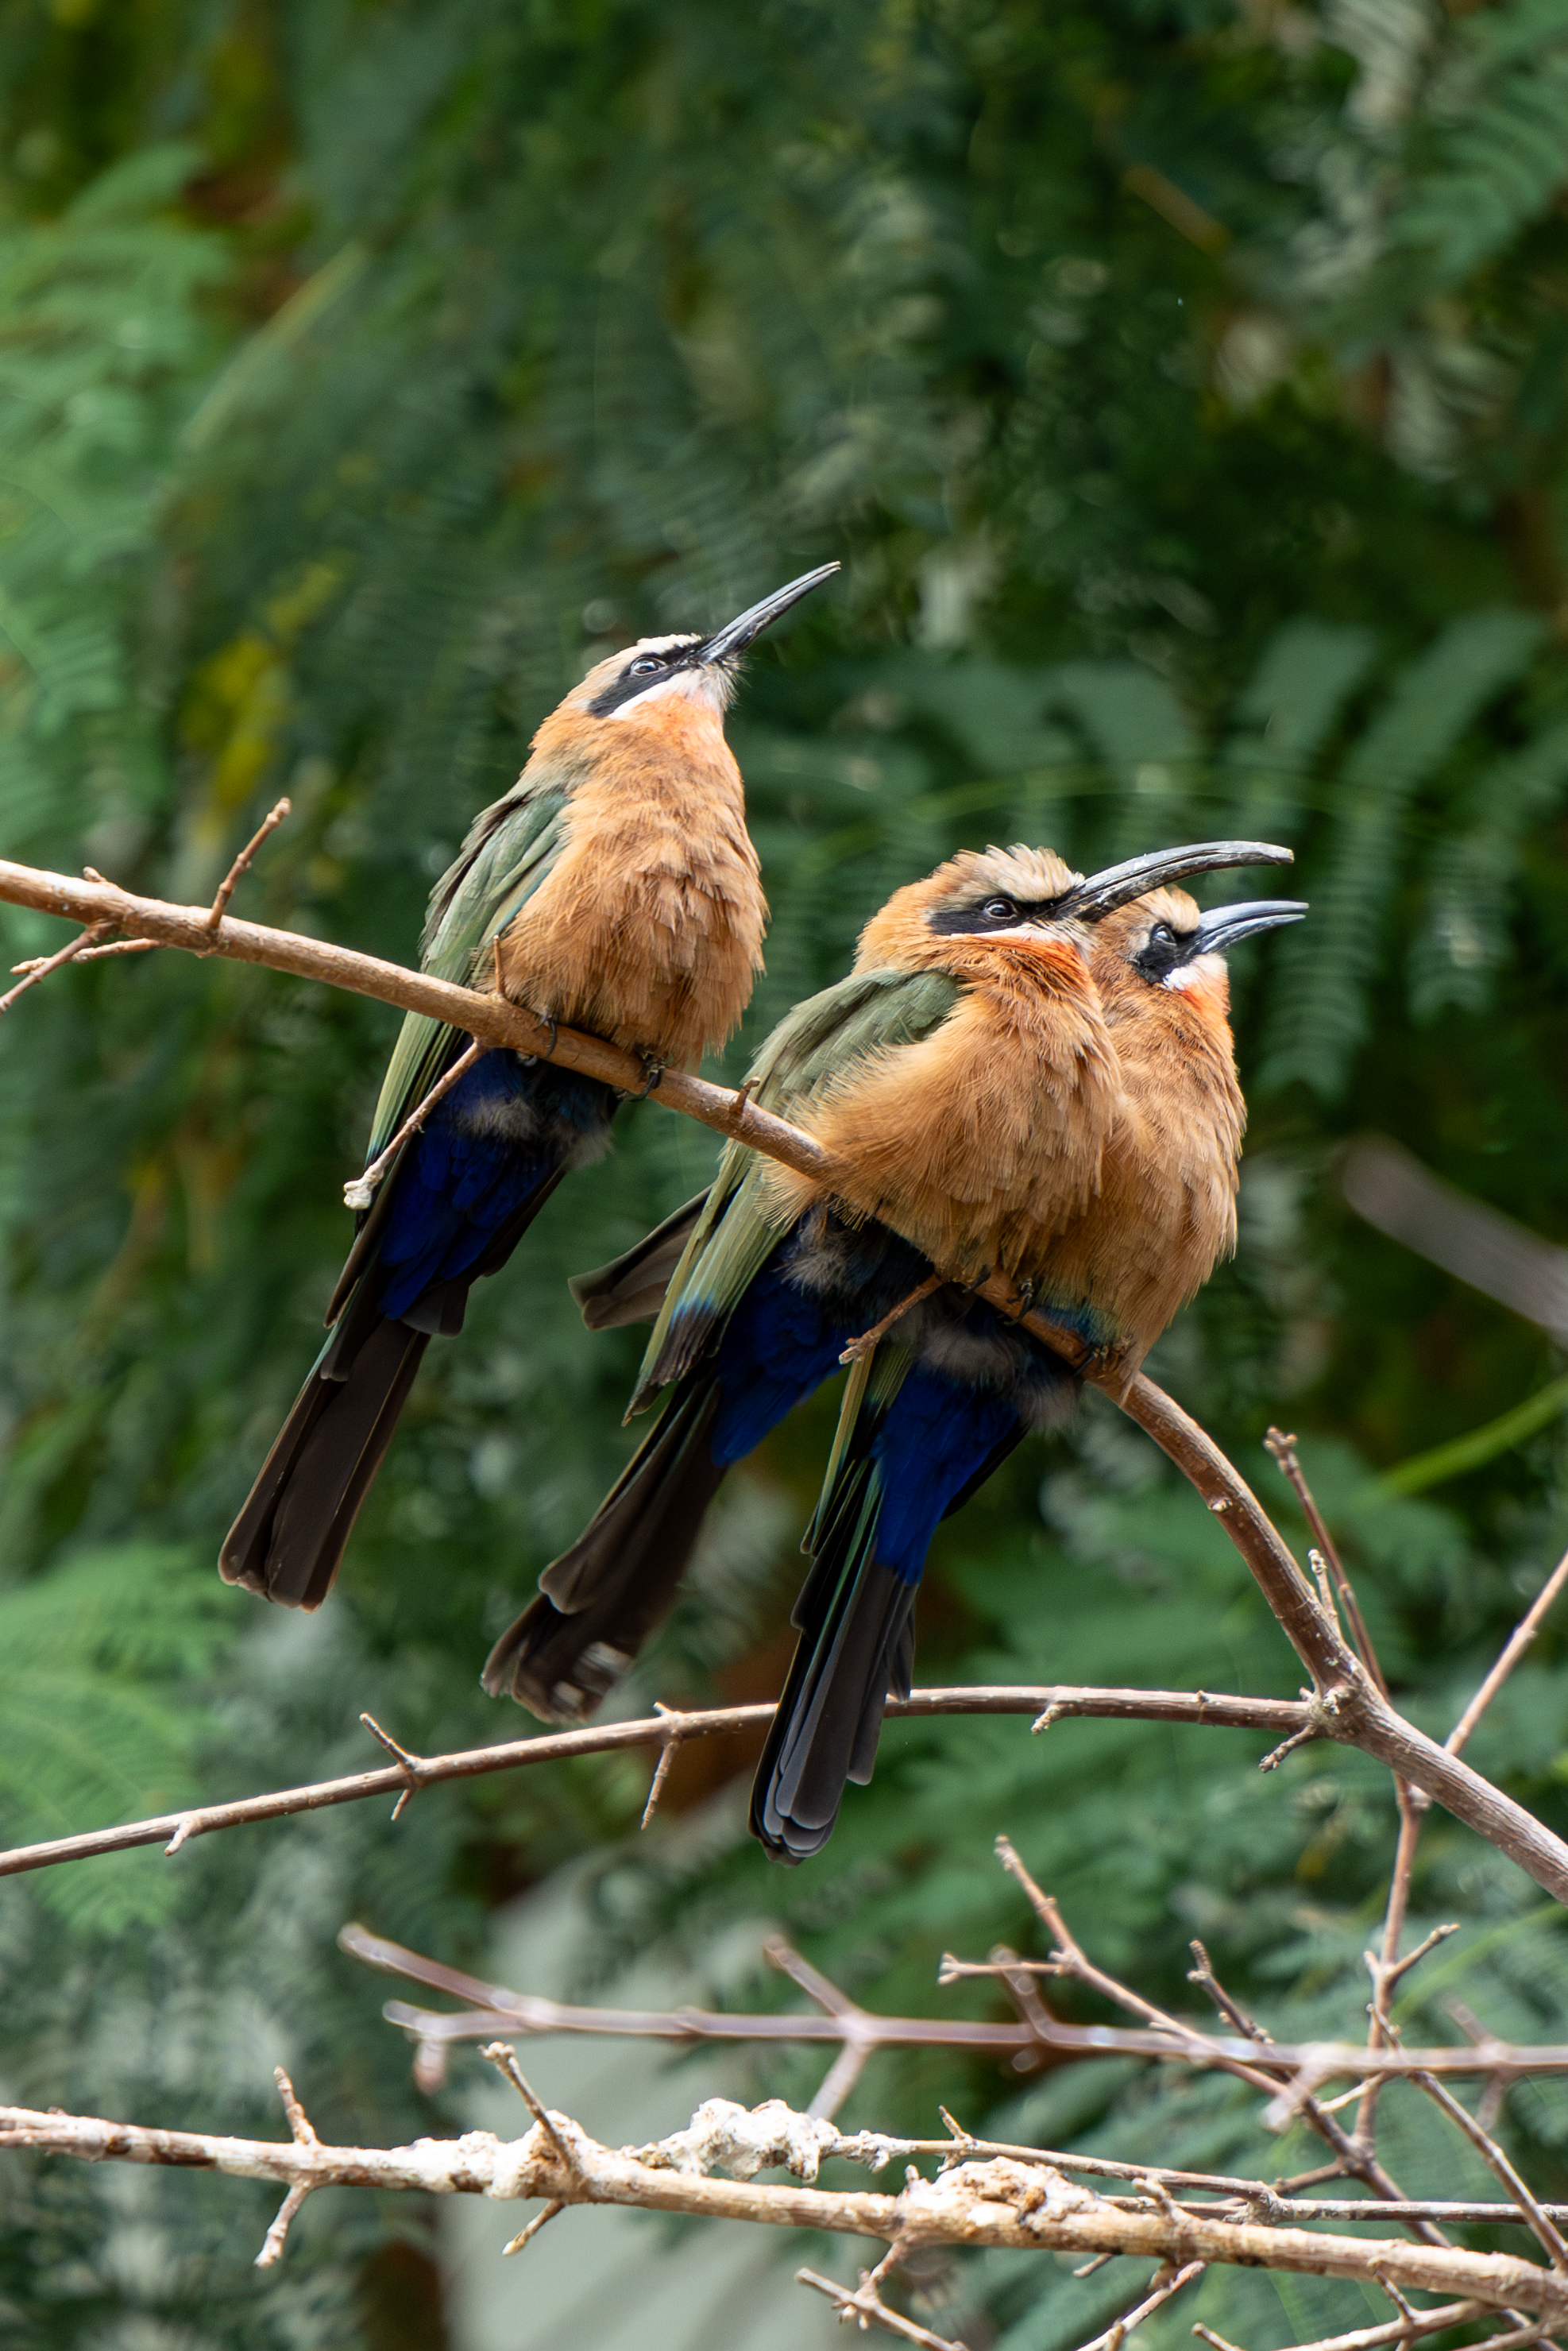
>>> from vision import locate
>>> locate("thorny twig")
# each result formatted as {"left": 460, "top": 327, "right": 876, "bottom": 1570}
{"left": 0, "top": 1685, "right": 1313, "bottom": 1881}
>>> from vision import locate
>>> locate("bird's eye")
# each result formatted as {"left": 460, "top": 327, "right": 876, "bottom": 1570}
{"left": 980, "top": 896, "right": 1018, "bottom": 922}
{"left": 1149, "top": 923, "right": 1173, "bottom": 948}
{"left": 628, "top": 655, "right": 665, "bottom": 678}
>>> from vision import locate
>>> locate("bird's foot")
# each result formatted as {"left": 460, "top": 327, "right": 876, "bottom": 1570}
{"left": 1003, "top": 1276, "right": 1037, "bottom": 1326}
{"left": 635, "top": 1050, "right": 666, "bottom": 1099}
{"left": 515, "top": 1007, "right": 558, "bottom": 1065}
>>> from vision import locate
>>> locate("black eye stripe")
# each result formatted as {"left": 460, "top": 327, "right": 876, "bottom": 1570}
{"left": 927, "top": 893, "right": 1058, "bottom": 937}
{"left": 585, "top": 636, "right": 703, "bottom": 716}
{"left": 1131, "top": 923, "right": 1197, "bottom": 981}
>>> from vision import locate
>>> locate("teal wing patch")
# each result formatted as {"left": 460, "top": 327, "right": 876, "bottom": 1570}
{"left": 366, "top": 786, "right": 569, "bottom": 1162}
{"left": 632, "top": 964, "right": 960, "bottom": 1402}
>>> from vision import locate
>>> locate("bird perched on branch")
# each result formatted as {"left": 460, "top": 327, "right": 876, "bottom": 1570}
{"left": 484, "top": 838, "right": 1303, "bottom": 1862}
{"left": 220, "top": 562, "right": 839, "bottom": 1612}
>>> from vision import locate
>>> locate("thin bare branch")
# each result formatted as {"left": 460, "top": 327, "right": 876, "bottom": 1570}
{"left": 255, "top": 2180, "right": 311, "bottom": 2268}
{"left": 207, "top": 797, "right": 291, "bottom": 932}
{"left": 343, "top": 1036, "right": 490, "bottom": 1212}
{"left": 500, "top": 2198, "right": 564, "bottom": 2256}
{"left": 1196, "top": 2310, "right": 1485, "bottom": 2351}
{"left": 1072, "top": 2260, "right": 1206, "bottom": 2351}
{"left": 639, "top": 1703, "right": 683, "bottom": 1831}
{"left": 479, "top": 2042, "right": 576, "bottom": 2171}
{"left": 1449, "top": 1548, "right": 1568, "bottom": 1761}
{"left": 1265, "top": 1428, "right": 1387, "bottom": 1694}
{"left": 0, "top": 1686, "right": 1308, "bottom": 1882}
{"left": 347, "top": 1913, "right": 1568, "bottom": 2115}
{"left": 798, "top": 2267, "right": 968, "bottom": 2350}
{"left": 1412, "top": 2071, "right": 1568, "bottom": 2270}
{"left": 0, "top": 919, "right": 110, "bottom": 1015}
{"left": 10, "top": 935, "right": 157, "bottom": 972}
{"left": 839, "top": 1273, "right": 946, "bottom": 1365}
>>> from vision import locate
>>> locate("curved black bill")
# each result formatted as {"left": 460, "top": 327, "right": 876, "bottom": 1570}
{"left": 1193, "top": 899, "right": 1307, "bottom": 956}
{"left": 1062, "top": 839, "right": 1295, "bottom": 922}
{"left": 698, "top": 561, "right": 840, "bottom": 664}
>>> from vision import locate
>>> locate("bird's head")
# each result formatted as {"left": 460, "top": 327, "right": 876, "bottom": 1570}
{"left": 1092, "top": 881, "right": 1307, "bottom": 1028}
{"left": 856, "top": 839, "right": 1302, "bottom": 985}
{"left": 565, "top": 563, "right": 840, "bottom": 733}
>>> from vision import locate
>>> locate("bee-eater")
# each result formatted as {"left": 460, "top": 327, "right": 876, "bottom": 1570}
{"left": 483, "top": 841, "right": 1300, "bottom": 1866}
{"left": 220, "top": 562, "right": 839, "bottom": 1611}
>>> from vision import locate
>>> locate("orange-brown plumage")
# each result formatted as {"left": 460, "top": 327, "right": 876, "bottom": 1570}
{"left": 220, "top": 565, "right": 840, "bottom": 1616}
{"left": 496, "top": 664, "right": 766, "bottom": 1068}
{"left": 760, "top": 846, "right": 1121, "bottom": 1282}
{"left": 1037, "top": 885, "right": 1245, "bottom": 1369}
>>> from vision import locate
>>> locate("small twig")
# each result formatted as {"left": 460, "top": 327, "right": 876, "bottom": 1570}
{"left": 1202, "top": 2310, "right": 1485, "bottom": 2351}
{"left": 1265, "top": 1429, "right": 1387, "bottom": 1693}
{"left": 1367, "top": 2262, "right": 1418, "bottom": 2323}
{"left": 0, "top": 920, "right": 111, "bottom": 1015}
{"left": 1369, "top": 1923, "right": 1459, "bottom": 1999}
{"left": 501, "top": 2198, "right": 565, "bottom": 2256}
{"left": 1076, "top": 2259, "right": 1206, "bottom": 2351}
{"left": 1260, "top": 1723, "right": 1320, "bottom": 1772}
{"left": 207, "top": 797, "right": 291, "bottom": 932}
{"left": 839, "top": 1273, "right": 944, "bottom": 1365}
{"left": 255, "top": 2179, "right": 311, "bottom": 2268}
{"left": 797, "top": 2267, "right": 968, "bottom": 2350}
{"left": 1364, "top": 1539, "right": 1568, "bottom": 2156}
{"left": 1448, "top": 1546, "right": 1568, "bottom": 1761}
{"left": 639, "top": 1703, "right": 685, "bottom": 1830}
{"left": 1188, "top": 1941, "right": 1273, "bottom": 2044}
{"left": 478, "top": 2042, "right": 576, "bottom": 2172}
{"left": 10, "top": 935, "right": 157, "bottom": 972}
{"left": 358, "top": 1711, "right": 426, "bottom": 1821}
{"left": 1311, "top": 1549, "right": 1344, "bottom": 1631}
{"left": 1412, "top": 2071, "right": 1568, "bottom": 2269}
{"left": 765, "top": 1935, "right": 882, "bottom": 2118}
{"left": 343, "top": 1036, "right": 489, "bottom": 1212}
{"left": 274, "top": 2067, "right": 319, "bottom": 2147}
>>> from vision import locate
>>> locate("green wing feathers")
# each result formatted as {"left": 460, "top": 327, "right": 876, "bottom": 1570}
{"left": 365, "top": 787, "right": 569, "bottom": 1161}
{"left": 631, "top": 965, "right": 961, "bottom": 1405}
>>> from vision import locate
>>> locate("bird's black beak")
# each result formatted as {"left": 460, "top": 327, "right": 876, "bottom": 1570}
{"left": 1060, "top": 840, "right": 1296, "bottom": 922}
{"left": 697, "top": 562, "right": 840, "bottom": 665}
{"left": 1191, "top": 899, "right": 1307, "bottom": 956}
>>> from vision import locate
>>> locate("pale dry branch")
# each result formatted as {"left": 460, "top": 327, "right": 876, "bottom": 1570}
{"left": 346, "top": 1916, "right": 1568, "bottom": 2090}
{"left": 500, "top": 2197, "right": 564, "bottom": 2256}
{"left": 5, "top": 2096, "right": 1567, "bottom": 2317}
{"left": 0, "top": 853, "right": 1562, "bottom": 1898}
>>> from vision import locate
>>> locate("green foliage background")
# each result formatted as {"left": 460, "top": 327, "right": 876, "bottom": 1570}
{"left": 3, "top": 2, "right": 1568, "bottom": 2343}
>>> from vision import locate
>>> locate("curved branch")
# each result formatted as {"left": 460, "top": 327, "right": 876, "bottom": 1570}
{"left": 2, "top": 857, "right": 1566, "bottom": 1901}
